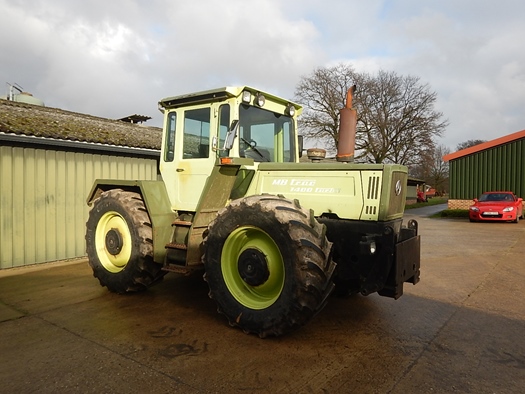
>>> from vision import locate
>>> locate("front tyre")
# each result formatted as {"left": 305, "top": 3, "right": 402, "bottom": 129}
{"left": 203, "top": 195, "right": 335, "bottom": 337}
{"left": 85, "top": 189, "right": 165, "bottom": 293}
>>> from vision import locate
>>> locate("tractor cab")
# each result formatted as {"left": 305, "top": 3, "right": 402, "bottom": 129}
{"left": 158, "top": 87, "right": 302, "bottom": 211}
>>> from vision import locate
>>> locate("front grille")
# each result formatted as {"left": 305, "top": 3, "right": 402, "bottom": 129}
{"left": 367, "top": 176, "right": 380, "bottom": 200}
{"left": 365, "top": 205, "right": 378, "bottom": 215}
{"left": 361, "top": 173, "right": 382, "bottom": 220}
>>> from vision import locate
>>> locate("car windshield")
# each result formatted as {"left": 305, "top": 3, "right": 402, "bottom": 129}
{"left": 479, "top": 193, "right": 514, "bottom": 202}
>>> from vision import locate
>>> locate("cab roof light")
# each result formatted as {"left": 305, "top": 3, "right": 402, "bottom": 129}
{"left": 255, "top": 92, "right": 266, "bottom": 107}
{"left": 286, "top": 103, "right": 296, "bottom": 117}
{"left": 242, "top": 91, "right": 252, "bottom": 103}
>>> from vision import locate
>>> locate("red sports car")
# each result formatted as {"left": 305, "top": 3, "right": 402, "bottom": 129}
{"left": 469, "top": 191, "right": 523, "bottom": 223}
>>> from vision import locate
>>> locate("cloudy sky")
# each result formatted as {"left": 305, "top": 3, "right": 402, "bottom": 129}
{"left": 2, "top": 0, "right": 524, "bottom": 151}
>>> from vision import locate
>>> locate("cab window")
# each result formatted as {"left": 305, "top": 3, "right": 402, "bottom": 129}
{"left": 164, "top": 112, "right": 176, "bottom": 162}
{"left": 218, "top": 104, "right": 230, "bottom": 157}
{"left": 183, "top": 108, "right": 210, "bottom": 159}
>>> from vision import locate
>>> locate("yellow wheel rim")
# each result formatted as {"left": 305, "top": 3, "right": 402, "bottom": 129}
{"left": 221, "top": 226, "right": 285, "bottom": 309}
{"left": 94, "top": 211, "right": 132, "bottom": 273}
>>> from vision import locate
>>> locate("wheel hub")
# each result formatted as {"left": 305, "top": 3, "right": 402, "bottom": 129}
{"left": 105, "top": 228, "right": 123, "bottom": 255}
{"left": 238, "top": 248, "right": 270, "bottom": 286}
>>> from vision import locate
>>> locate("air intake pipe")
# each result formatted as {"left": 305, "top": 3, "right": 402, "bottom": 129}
{"left": 336, "top": 85, "right": 357, "bottom": 162}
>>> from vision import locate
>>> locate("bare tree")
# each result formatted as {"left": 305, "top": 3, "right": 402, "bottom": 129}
{"left": 294, "top": 64, "right": 448, "bottom": 166}
{"left": 294, "top": 64, "right": 360, "bottom": 150}
{"left": 410, "top": 144, "right": 450, "bottom": 193}
{"left": 456, "top": 139, "right": 486, "bottom": 151}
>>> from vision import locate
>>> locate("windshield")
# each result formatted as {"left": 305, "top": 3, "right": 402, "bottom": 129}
{"left": 238, "top": 104, "right": 295, "bottom": 162}
{"left": 479, "top": 193, "right": 514, "bottom": 202}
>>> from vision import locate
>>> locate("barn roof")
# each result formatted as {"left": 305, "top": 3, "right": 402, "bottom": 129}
{"left": 443, "top": 129, "right": 525, "bottom": 162}
{"left": 0, "top": 99, "right": 161, "bottom": 150}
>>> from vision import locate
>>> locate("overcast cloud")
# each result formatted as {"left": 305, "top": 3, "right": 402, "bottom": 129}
{"left": 2, "top": 0, "right": 524, "bottom": 151}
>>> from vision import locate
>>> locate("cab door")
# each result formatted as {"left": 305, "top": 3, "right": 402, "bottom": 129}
{"left": 160, "top": 104, "right": 230, "bottom": 212}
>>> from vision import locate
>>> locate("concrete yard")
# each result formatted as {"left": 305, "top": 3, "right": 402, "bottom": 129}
{"left": 1, "top": 210, "right": 524, "bottom": 393}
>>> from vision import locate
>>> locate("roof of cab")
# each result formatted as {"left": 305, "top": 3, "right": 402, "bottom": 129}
{"left": 158, "top": 86, "right": 302, "bottom": 114}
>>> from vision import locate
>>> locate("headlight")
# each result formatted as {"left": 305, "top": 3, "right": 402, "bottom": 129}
{"left": 286, "top": 103, "right": 295, "bottom": 116}
{"left": 470, "top": 207, "right": 479, "bottom": 212}
{"left": 255, "top": 92, "right": 266, "bottom": 107}
{"left": 242, "top": 91, "right": 251, "bottom": 103}
{"left": 369, "top": 241, "right": 377, "bottom": 255}
{"left": 503, "top": 206, "right": 514, "bottom": 212}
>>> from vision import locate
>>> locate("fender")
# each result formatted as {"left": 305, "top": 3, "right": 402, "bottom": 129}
{"left": 87, "top": 179, "right": 175, "bottom": 264}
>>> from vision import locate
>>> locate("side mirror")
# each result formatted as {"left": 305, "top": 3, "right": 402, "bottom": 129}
{"left": 473, "top": 198, "right": 479, "bottom": 203}
{"left": 223, "top": 120, "right": 239, "bottom": 150}
{"left": 298, "top": 135, "right": 304, "bottom": 158}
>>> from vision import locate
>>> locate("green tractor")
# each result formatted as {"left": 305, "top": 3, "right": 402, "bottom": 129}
{"left": 85, "top": 86, "right": 420, "bottom": 338}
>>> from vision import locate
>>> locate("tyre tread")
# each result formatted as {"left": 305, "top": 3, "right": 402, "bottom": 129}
{"left": 86, "top": 189, "right": 165, "bottom": 293}
{"left": 203, "top": 194, "right": 335, "bottom": 337}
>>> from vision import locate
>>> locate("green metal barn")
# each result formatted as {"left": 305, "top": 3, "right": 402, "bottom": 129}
{"left": 0, "top": 99, "right": 161, "bottom": 269}
{"left": 443, "top": 129, "right": 525, "bottom": 209}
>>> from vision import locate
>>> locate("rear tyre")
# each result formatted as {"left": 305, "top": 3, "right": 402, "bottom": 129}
{"left": 85, "top": 189, "right": 165, "bottom": 293}
{"left": 203, "top": 195, "right": 335, "bottom": 337}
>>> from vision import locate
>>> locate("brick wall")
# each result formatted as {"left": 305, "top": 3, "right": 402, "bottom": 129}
{"left": 448, "top": 199, "right": 525, "bottom": 210}
{"left": 447, "top": 199, "right": 472, "bottom": 210}
{"left": 406, "top": 198, "right": 417, "bottom": 205}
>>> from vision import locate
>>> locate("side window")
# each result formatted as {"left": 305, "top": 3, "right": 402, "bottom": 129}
{"left": 183, "top": 108, "right": 210, "bottom": 159}
{"left": 218, "top": 104, "right": 230, "bottom": 157}
{"left": 282, "top": 121, "right": 292, "bottom": 162}
{"left": 164, "top": 112, "right": 176, "bottom": 162}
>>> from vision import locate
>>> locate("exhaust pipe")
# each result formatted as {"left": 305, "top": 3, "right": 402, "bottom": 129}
{"left": 336, "top": 85, "right": 357, "bottom": 163}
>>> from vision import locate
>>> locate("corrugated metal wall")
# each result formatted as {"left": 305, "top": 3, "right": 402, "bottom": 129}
{"left": 449, "top": 139, "right": 525, "bottom": 199}
{"left": 0, "top": 146, "right": 158, "bottom": 269}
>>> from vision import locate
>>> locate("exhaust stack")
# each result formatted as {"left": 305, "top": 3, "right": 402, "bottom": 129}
{"left": 336, "top": 85, "right": 357, "bottom": 162}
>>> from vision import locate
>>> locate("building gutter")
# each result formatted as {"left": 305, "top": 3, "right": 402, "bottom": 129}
{"left": 0, "top": 132, "right": 160, "bottom": 158}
